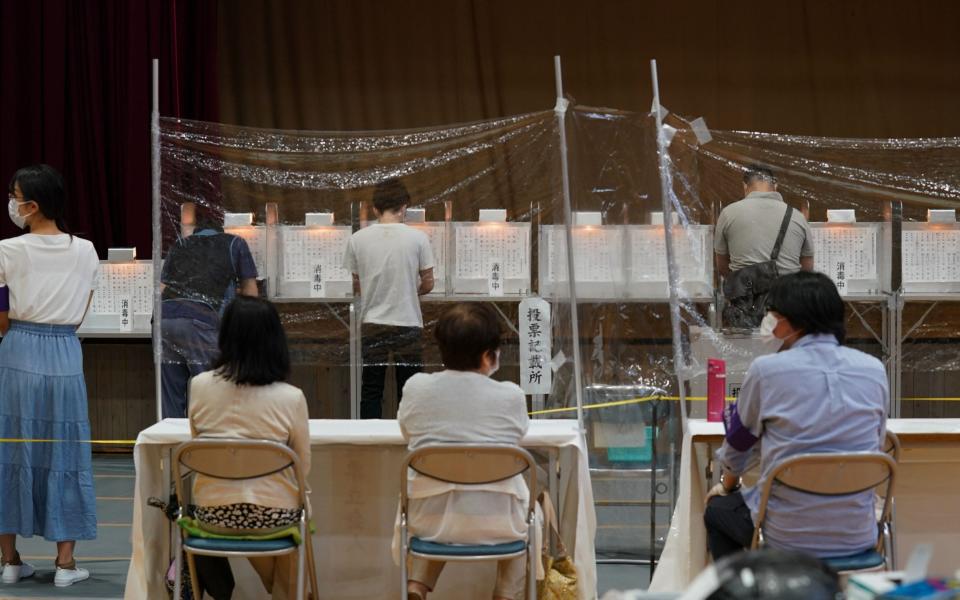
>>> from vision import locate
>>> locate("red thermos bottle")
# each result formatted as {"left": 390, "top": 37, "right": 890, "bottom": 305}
{"left": 707, "top": 358, "right": 726, "bottom": 422}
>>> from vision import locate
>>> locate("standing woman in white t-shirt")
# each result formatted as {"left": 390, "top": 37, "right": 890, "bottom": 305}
{"left": 0, "top": 165, "right": 99, "bottom": 588}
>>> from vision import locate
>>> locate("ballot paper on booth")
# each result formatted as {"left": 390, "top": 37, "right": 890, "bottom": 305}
{"left": 519, "top": 297, "right": 551, "bottom": 394}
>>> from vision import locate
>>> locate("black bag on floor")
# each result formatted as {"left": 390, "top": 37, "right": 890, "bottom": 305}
{"left": 150, "top": 495, "right": 235, "bottom": 600}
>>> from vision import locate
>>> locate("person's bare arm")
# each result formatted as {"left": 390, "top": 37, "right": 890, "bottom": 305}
{"left": 716, "top": 253, "right": 731, "bottom": 278}
{"left": 800, "top": 256, "right": 814, "bottom": 272}
{"left": 352, "top": 274, "right": 361, "bottom": 296}
{"left": 418, "top": 268, "right": 435, "bottom": 295}
{"left": 0, "top": 312, "right": 9, "bottom": 335}
{"left": 239, "top": 278, "right": 258, "bottom": 296}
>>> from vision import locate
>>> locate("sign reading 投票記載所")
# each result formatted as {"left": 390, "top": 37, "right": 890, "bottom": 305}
{"left": 519, "top": 297, "right": 551, "bottom": 395}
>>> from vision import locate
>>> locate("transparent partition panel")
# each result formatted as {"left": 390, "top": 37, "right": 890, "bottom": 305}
{"left": 158, "top": 112, "right": 564, "bottom": 422}
{"left": 536, "top": 107, "right": 684, "bottom": 567}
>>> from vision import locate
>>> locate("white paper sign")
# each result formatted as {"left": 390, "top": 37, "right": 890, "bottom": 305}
{"left": 628, "top": 226, "right": 710, "bottom": 283}
{"left": 488, "top": 261, "right": 505, "bottom": 296}
{"left": 519, "top": 297, "right": 551, "bottom": 394}
{"left": 309, "top": 263, "right": 325, "bottom": 298}
{"left": 810, "top": 226, "right": 878, "bottom": 293}
{"left": 118, "top": 294, "right": 133, "bottom": 332}
{"left": 91, "top": 262, "right": 154, "bottom": 316}
{"left": 282, "top": 227, "right": 352, "bottom": 283}
{"left": 456, "top": 225, "right": 530, "bottom": 280}
{"left": 903, "top": 229, "right": 960, "bottom": 283}
{"left": 545, "top": 226, "right": 623, "bottom": 283}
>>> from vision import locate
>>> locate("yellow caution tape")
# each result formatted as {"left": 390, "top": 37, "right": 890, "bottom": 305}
{"left": 528, "top": 395, "right": 960, "bottom": 416}
{"left": 529, "top": 395, "right": 703, "bottom": 416}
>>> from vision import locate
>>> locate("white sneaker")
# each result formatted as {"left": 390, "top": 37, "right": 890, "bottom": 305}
{"left": 54, "top": 565, "right": 89, "bottom": 587}
{"left": 1, "top": 561, "right": 35, "bottom": 583}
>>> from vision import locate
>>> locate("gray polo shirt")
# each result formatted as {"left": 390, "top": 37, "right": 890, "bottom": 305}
{"left": 714, "top": 191, "right": 813, "bottom": 273}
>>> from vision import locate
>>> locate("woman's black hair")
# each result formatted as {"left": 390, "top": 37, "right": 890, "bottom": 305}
{"left": 767, "top": 271, "right": 846, "bottom": 344}
{"left": 213, "top": 295, "right": 290, "bottom": 386}
{"left": 435, "top": 303, "right": 502, "bottom": 370}
{"left": 8, "top": 164, "right": 72, "bottom": 236}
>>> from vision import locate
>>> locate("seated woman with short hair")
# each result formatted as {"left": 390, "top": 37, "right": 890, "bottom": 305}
{"left": 397, "top": 303, "right": 530, "bottom": 600}
{"left": 188, "top": 295, "right": 310, "bottom": 600}
{"left": 704, "top": 271, "right": 887, "bottom": 559}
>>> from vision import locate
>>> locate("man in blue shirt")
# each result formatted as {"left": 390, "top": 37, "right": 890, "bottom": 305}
{"left": 704, "top": 271, "right": 887, "bottom": 559}
{"left": 160, "top": 211, "right": 259, "bottom": 418}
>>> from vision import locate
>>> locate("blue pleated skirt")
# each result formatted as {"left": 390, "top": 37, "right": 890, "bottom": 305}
{"left": 0, "top": 321, "right": 97, "bottom": 541}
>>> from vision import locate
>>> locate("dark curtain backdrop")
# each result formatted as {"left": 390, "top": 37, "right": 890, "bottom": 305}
{"left": 219, "top": 0, "right": 960, "bottom": 138}
{"left": 0, "top": 0, "right": 218, "bottom": 257}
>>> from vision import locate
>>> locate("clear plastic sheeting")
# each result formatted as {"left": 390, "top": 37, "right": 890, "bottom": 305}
{"left": 153, "top": 98, "right": 960, "bottom": 578}
{"left": 660, "top": 114, "right": 960, "bottom": 422}
{"left": 157, "top": 111, "right": 566, "bottom": 421}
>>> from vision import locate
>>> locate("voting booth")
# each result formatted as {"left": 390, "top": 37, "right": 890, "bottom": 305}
{"left": 156, "top": 113, "right": 572, "bottom": 424}
{"left": 151, "top": 91, "right": 960, "bottom": 588}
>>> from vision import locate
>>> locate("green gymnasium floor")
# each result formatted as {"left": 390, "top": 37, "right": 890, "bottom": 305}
{"left": 0, "top": 455, "right": 653, "bottom": 599}
{"left": 0, "top": 455, "right": 132, "bottom": 599}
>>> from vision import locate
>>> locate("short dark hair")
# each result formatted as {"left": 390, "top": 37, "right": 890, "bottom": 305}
{"left": 9, "top": 164, "right": 72, "bottom": 235}
{"left": 193, "top": 203, "right": 224, "bottom": 232}
{"left": 435, "top": 303, "right": 502, "bottom": 370}
{"left": 766, "top": 271, "right": 846, "bottom": 344}
{"left": 213, "top": 296, "right": 291, "bottom": 385}
{"left": 742, "top": 164, "right": 777, "bottom": 186}
{"left": 372, "top": 178, "right": 410, "bottom": 213}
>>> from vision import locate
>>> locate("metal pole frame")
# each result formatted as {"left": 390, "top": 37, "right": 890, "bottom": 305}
{"left": 151, "top": 59, "right": 163, "bottom": 423}
{"left": 552, "top": 56, "right": 585, "bottom": 431}
{"left": 649, "top": 59, "right": 690, "bottom": 425}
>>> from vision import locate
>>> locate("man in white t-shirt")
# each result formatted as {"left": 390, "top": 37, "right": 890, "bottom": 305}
{"left": 343, "top": 178, "right": 435, "bottom": 418}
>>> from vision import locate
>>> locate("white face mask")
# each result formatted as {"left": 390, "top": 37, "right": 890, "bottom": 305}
{"left": 759, "top": 312, "right": 784, "bottom": 351}
{"left": 8, "top": 198, "right": 29, "bottom": 229}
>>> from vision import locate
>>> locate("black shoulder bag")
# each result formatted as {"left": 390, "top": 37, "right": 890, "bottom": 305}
{"left": 722, "top": 205, "right": 793, "bottom": 328}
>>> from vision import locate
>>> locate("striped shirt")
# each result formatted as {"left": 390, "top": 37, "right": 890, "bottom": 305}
{"left": 717, "top": 333, "right": 888, "bottom": 557}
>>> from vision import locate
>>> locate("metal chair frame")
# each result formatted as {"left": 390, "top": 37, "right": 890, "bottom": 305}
{"left": 399, "top": 444, "right": 538, "bottom": 600}
{"left": 882, "top": 430, "right": 901, "bottom": 569}
{"left": 172, "top": 438, "right": 319, "bottom": 600}
{"left": 750, "top": 450, "right": 897, "bottom": 573}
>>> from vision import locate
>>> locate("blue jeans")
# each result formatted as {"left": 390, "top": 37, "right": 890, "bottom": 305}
{"left": 161, "top": 317, "right": 219, "bottom": 418}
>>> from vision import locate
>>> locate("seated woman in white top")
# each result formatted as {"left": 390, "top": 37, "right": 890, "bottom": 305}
{"left": 188, "top": 295, "right": 310, "bottom": 600}
{"left": 398, "top": 303, "right": 530, "bottom": 600}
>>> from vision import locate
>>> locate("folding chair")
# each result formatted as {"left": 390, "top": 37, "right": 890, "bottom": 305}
{"left": 399, "top": 444, "right": 538, "bottom": 600}
{"left": 172, "top": 438, "right": 319, "bottom": 600}
{"left": 750, "top": 451, "right": 897, "bottom": 575}
{"left": 882, "top": 431, "right": 901, "bottom": 569}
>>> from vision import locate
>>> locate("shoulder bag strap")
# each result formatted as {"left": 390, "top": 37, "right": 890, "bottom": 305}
{"left": 770, "top": 205, "right": 794, "bottom": 262}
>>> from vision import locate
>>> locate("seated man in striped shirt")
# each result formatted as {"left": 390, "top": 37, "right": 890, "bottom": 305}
{"left": 704, "top": 271, "right": 888, "bottom": 559}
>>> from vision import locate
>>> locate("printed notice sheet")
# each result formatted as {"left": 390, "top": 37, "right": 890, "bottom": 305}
{"left": 545, "top": 226, "right": 623, "bottom": 283}
{"left": 903, "top": 229, "right": 960, "bottom": 283}
{"left": 281, "top": 227, "right": 352, "bottom": 282}
{"left": 628, "top": 226, "right": 710, "bottom": 282}
{"left": 91, "top": 262, "right": 154, "bottom": 315}
{"left": 455, "top": 224, "right": 530, "bottom": 280}
{"left": 810, "top": 226, "right": 878, "bottom": 292}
